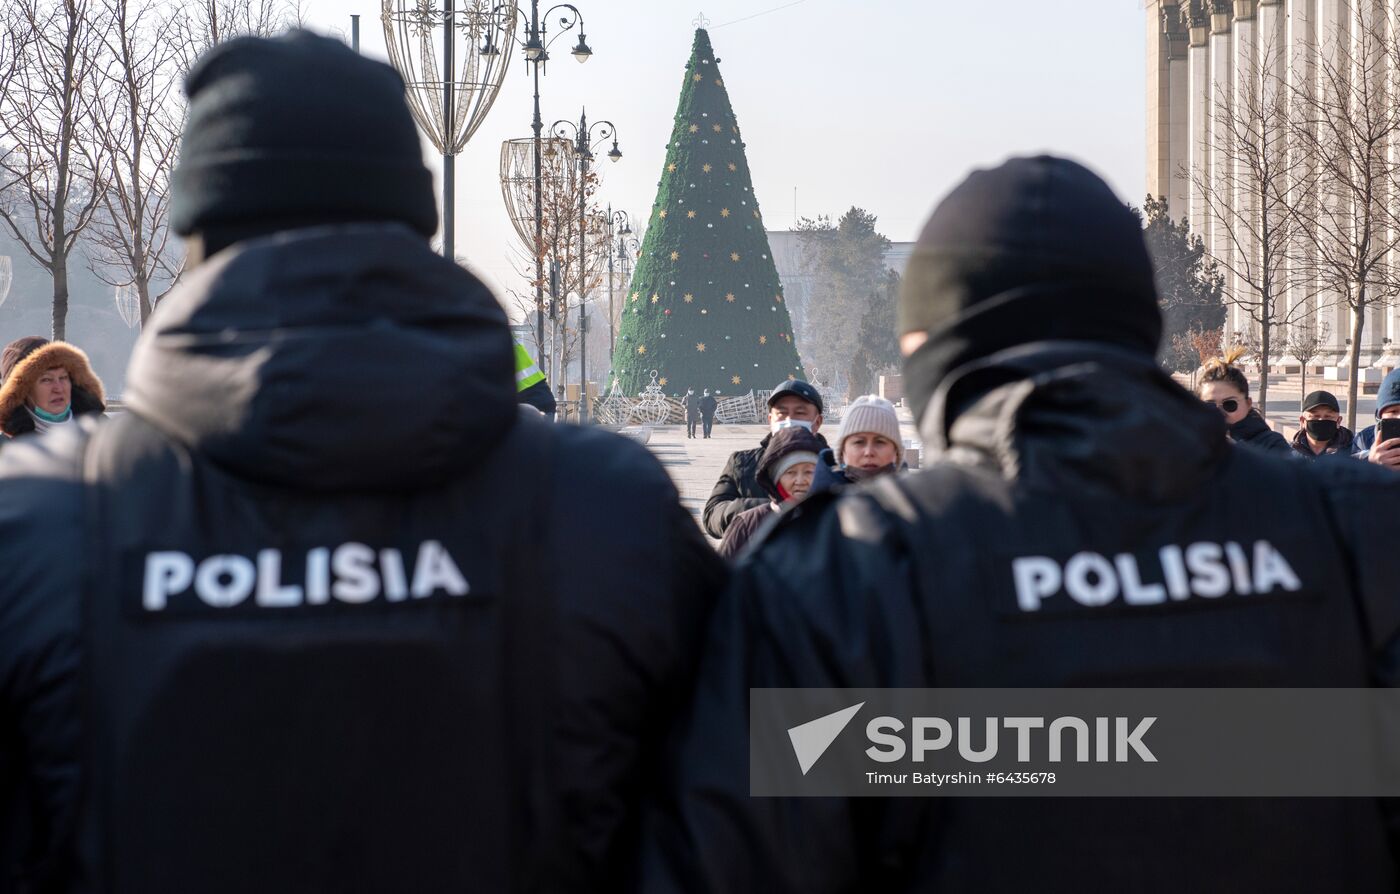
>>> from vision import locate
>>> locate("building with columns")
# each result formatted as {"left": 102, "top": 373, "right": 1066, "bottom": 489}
{"left": 1145, "top": 0, "right": 1397, "bottom": 369}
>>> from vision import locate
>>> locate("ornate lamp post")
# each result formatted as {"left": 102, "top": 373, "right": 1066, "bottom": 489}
{"left": 603, "top": 206, "right": 631, "bottom": 360}
{"left": 482, "top": 2, "right": 592, "bottom": 371}
{"left": 382, "top": 0, "right": 517, "bottom": 261}
{"left": 552, "top": 109, "right": 620, "bottom": 422}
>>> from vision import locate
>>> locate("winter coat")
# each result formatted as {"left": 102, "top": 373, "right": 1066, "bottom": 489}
{"left": 518, "top": 377, "right": 556, "bottom": 417}
{"left": 0, "top": 342, "right": 107, "bottom": 438}
{"left": 715, "top": 426, "right": 823, "bottom": 560}
{"left": 683, "top": 392, "right": 701, "bottom": 421}
{"left": 1291, "top": 424, "right": 1355, "bottom": 460}
{"left": 0, "top": 224, "right": 725, "bottom": 893}
{"left": 702, "top": 429, "right": 829, "bottom": 539}
{"left": 1352, "top": 369, "right": 1400, "bottom": 458}
{"left": 698, "top": 395, "right": 717, "bottom": 419}
{"left": 1228, "top": 409, "right": 1294, "bottom": 457}
{"left": 646, "top": 342, "right": 1400, "bottom": 894}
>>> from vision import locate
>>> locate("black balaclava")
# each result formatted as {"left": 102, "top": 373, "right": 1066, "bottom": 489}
{"left": 170, "top": 30, "right": 438, "bottom": 253}
{"left": 899, "top": 156, "right": 1162, "bottom": 427}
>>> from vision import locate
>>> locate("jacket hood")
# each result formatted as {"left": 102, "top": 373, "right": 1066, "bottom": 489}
{"left": 0, "top": 341, "right": 106, "bottom": 436}
{"left": 1378, "top": 369, "right": 1400, "bottom": 416}
{"left": 920, "top": 341, "right": 1228, "bottom": 503}
{"left": 124, "top": 224, "right": 517, "bottom": 491}
{"left": 755, "top": 426, "right": 824, "bottom": 500}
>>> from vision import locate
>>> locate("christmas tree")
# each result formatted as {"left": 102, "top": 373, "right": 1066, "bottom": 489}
{"left": 610, "top": 28, "right": 804, "bottom": 397}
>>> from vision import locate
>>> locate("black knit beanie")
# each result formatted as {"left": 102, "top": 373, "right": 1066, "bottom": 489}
{"left": 899, "top": 156, "right": 1161, "bottom": 423}
{"left": 170, "top": 30, "right": 437, "bottom": 240}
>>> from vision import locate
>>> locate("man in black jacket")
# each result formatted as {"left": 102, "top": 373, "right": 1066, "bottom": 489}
{"left": 644, "top": 156, "right": 1400, "bottom": 892}
{"left": 701, "top": 379, "right": 827, "bottom": 539}
{"left": 0, "top": 32, "right": 723, "bottom": 893}
{"left": 698, "top": 389, "right": 717, "bottom": 438}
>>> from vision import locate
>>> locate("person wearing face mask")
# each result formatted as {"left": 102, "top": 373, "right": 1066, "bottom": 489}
{"left": 1291, "top": 391, "right": 1353, "bottom": 460}
{"left": 716, "top": 426, "right": 821, "bottom": 560}
{"left": 684, "top": 387, "right": 701, "bottom": 439}
{"left": 699, "top": 388, "right": 717, "bottom": 438}
{"left": 811, "top": 394, "right": 906, "bottom": 492}
{"left": 1197, "top": 347, "right": 1293, "bottom": 457}
{"left": 0, "top": 336, "right": 107, "bottom": 440}
{"left": 1353, "top": 369, "right": 1400, "bottom": 469}
{"left": 701, "top": 378, "right": 827, "bottom": 540}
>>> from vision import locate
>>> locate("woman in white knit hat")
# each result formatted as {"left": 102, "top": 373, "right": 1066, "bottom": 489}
{"left": 815, "top": 394, "right": 905, "bottom": 489}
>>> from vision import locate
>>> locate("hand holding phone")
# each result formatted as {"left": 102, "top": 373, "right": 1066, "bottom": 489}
{"left": 1371, "top": 418, "right": 1400, "bottom": 468}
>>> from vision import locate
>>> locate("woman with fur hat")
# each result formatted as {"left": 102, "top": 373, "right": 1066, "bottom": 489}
{"left": 717, "top": 425, "right": 822, "bottom": 560}
{"left": 812, "top": 394, "right": 906, "bottom": 491}
{"left": 0, "top": 336, "right": 107, "bottom": 438}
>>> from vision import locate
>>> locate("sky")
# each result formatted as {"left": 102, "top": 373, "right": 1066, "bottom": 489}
{"left": 304, "top": 0, "right": 1148, "bottom": 315}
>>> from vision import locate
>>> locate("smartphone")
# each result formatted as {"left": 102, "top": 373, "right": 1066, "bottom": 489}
{"left": 1378, "top": 418, "right": 1400, "bottom": 445}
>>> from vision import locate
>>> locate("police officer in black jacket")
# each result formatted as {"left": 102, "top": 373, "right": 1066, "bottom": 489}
{"left": 0, "top": 32, "right": 723, "bottom": 893}
{"left": 643, "top": 156, "right": 1400, "bottom": 893}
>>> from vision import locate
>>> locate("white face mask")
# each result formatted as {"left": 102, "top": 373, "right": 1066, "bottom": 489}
{"left": 771, "top": 418, "right": 815, "bottom": 434}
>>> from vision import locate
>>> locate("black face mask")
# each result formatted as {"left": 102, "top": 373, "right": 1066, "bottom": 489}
{"left": 1306, "top": 418, "right": 1339, "bottom": 442}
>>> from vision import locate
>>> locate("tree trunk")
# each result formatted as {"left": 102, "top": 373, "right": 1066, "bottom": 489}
{"left": 52, "top": 250, "right": 69, "bottom": 341}
{"left": 1258, "top": 315, "right": 1271, "bottom": 414}
{"left": 137, "top": 272, "right": 151, "bottom": 327}
{"left": 1347, "top": 299, "right": 1366, "bottom": 433}
{"left": 1300, "top": 364, "right": 1307, "bottom": 408}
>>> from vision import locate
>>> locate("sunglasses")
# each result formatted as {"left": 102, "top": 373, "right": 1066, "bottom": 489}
{"left": 1204, "top": 398, "right": 1241, "bottom": 414}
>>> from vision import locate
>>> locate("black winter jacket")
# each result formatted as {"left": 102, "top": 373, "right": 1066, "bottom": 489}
{"left": 716, "top": 427, "right": 823, "bottom": 560}
{"left": 0, "top": 224, "right": 724, "bottom": 894}
{"left": 646, "top": 342, "right": 1400, "bottom": 894}
{"left": 702, "top": 430, "right": 828, "bottom": 539}
{"left": 1229, "top": 410, "right": 1294, "bottom": 457}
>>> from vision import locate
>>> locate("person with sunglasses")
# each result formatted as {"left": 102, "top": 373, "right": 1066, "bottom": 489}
{"left": 1197, "top": 347, "right": 1293, "bottom": 457}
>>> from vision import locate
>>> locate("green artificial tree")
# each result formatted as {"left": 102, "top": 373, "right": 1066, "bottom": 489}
{"left": 611, "top": 28, "right": 804, "bottom": 397}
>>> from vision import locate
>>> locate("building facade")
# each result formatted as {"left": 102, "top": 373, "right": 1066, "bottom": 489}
{"left": 1146, "top": 0, "right": 1397, "bottom": 368}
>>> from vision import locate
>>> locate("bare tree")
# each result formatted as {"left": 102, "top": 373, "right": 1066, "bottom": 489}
{"left": 87, "top": 0, "right": 182, "bottom": 326}
{"left": 0, "top": 0, "right": 105, "bottom": 340}
{"left": 168, "top": 0, "right": 289, "bottom": 75}
{"left": 1283, "top": 318, "right": 1331, "bottom": 403}
{"left": 1194, "top": 35, "right": 1313, "bottom": 414}
{"left": 1289, "top": 4, "right": 1400, "bottom": 432}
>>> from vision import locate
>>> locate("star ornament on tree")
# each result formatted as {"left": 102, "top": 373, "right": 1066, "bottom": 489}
{"left": 667, "top": 163, "right": 677, "bottom": 172}
{"left": 659, "top": 377, "right": 668, "bottom": 386}
{"left": 725, "top": 293, "right": 736, "bottom": 302}
{"left": 696, "top": 343, "right": 706, "bottom": 352}
{"left": 732, "top": 375, "right": 742, "bottom": 385}
{"left": 659, "top": 209, "right": 668, "bottom": 218}
{"left": 712, "top": 123, "right": 722, "bottom": 133}
{"left": 702, "top": 163, "right": 712, "bottom": 173}
{"left": 720, "top": 208, "right": 730, "bottom": 218}
{"left": 670, "top": 251, "right": 680, "bottom": 261}
{"left": 687, "top": 210, "right": 696, "bottom": 219}
{"left": 688, "top": 124, "right": 699, "bottom": 134}
{"left": 651, "top": 294, "right": 660, "bottom": 303}
{"left": 684, "top": 293, "right": 694, "bottom": 303}
{"left": 638, "top": 345, "right": 647, "bottom": 355}
{"left": 728, "top": 162, "right": 737, "bottom": 172}
{"left": 759, "top": 335, "right": 767, "bottom": 344}
{"left": 730, "top": 252, "right": 740, "bottom": 262}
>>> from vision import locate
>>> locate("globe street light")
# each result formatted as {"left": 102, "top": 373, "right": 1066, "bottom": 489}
{"left": 553, "top": 108, "right": 620, "bottom": 422}
{"left": 381, "top": 0, "right": 517, "bottom": 261}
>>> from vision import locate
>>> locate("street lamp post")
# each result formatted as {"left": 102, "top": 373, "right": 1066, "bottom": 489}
{"left": 503, "top": 2, "right": 591, "bottom": 378}
{"left": 604, "top": 206, "right": 631, "bottom": 361}
{"left": 553, "top": 109, "right": 620, "bottom": 423}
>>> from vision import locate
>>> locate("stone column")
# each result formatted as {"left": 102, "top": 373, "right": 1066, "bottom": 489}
{"left": 1287, "top": 0, "right": 1322, "bottom": 360}
{"left": 1319, "top": 0, "right": 1350, "bottom": 365}
{"left": 1210, "top": 1, "right": 1238, "bottom": 338}
{"left": 1233, "top": 1, "right": 1260, "bottom": 348}
{"left": 1187, "top": 2, "right": 1213, "bottom": 254}
{"left": 1163, "top": 5, "right": 1191, "bottom": 216}
{"left": 1147, "top": 1, "right": 1174, "bottom": 205}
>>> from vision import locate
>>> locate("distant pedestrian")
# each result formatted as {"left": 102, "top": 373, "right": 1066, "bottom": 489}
{"left": 699, "top": 388, "right": 717, "bottom": 438}
{"left": 1353, "top": 368, "right": 1400, "bottom": 469}
{"left": 1197, "top": 347, "right": 1292, "bottom": 457}
{"left": 812, "top": 394, "right": 905, "bottom": 492}
{"left": 684, "top": 387, "right": 701, "bottom": 439}
{"left": 1291, "top": 390, "right": 1353, "bottom": 460}
{"left": 716, "top": 425, "right": 821, "bottom": 560}
{"left": 702, "top": 379, "right": 827, "bottom": 539}
{"left": 513, "top": 340, "right": 555, "bottom": 420}
{"left": 0, "top": 336, "right": 106, "bottom": 439}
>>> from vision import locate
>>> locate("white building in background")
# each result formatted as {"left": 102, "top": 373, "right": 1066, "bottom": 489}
{"left": 766, "top": 230, "right": 914, "bottom": 372}
{"left": 1145, "top": 0, "right": 1397, "bottom": 369}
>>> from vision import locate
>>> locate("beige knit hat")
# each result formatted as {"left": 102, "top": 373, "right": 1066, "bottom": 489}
{"left": 836, "top": 395, "right": 904, "bottom": 466}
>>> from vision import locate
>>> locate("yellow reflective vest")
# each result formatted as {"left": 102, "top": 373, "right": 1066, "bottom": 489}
{"left": 514, "top": 342, "right": 546, "bottom": 392}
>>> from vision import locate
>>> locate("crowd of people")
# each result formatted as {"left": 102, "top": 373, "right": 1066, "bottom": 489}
{"left": 3, "top": 27, "right": 1400, "bottom": 894}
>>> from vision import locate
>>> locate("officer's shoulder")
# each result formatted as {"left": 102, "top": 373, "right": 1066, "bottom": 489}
{"left": 0, "top": 422, "right": 94, "bottom": 555}
{"left": 544, "top": 422, "right": 676, "bottom": 494}
{"left": 0, "top": 419, "right": 93, "bottom": 485}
